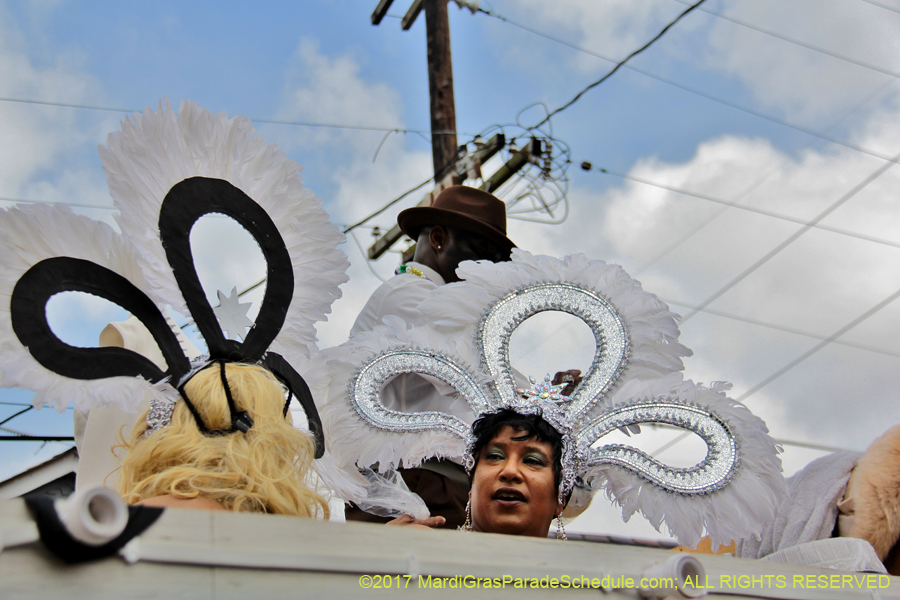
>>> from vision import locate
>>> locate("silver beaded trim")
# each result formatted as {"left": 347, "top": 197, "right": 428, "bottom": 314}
{"left": 577, "top": 398, "right": 739, "bottom": 495}
{"left": 146, "top": 393, "right": 178, "bottom": 435}
{"left": 477, "top": 283, "right": 630, "bottom": 425}
{"left": 145, "top": 355, "right": 212, "bottom": 436}
{"left": 345, "top": 282, "right": 742, "bottom": 506}
{"left": 348, "top": 348, "right": 486, "bottom": 440}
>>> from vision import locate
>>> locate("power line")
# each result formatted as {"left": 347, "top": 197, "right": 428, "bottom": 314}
{"left": 622, "top": 77, "right": 899, "bottom": 276}
{"left": 0, "top": 406, "right": 32, "bottom": 428}
{"left": 649, "top": 423, "right": 851, "bottom": 454}
{"left": 342, "top": 176, "right": 434, "bottom": 234}
{"left": 587, "top": 165, "right": 900, "bottom": 251}
{"left": 680, "top": 147, "right": 900, "bottom": 324}
{"left": 859, "top": 0, "right": 900, "bottom": 15}
{"left": 661, "top": 298, "right": 900, "bottom": 360}
{"left": 0, "top": 400, "right": 73, "bottom": 410}
{"left": 672, "top": 0, "right": 900, "bottom": 80}
{"left": 0, "top": 96, "right": 453, "bottom": 137}
{"left": 478, "top": 5, "right": 900, "bottom": 166}
{"left": 485, "top": 0, "right": 709, "bottom": 128}
{"left": 0, "top": 435, "right": 75, "bottom": 442}
{"left": 0, "top": 196, "right": 114, "bottom": 211}
{"left": 734, "top": 285, "right": 900, "bottom": 402}
{"left": 652, "top": 284, "right": 900, "bottom": 457}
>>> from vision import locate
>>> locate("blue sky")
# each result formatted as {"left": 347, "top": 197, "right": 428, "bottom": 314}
{"left": 2, "top": 0, "right": 900, "bottom": 539}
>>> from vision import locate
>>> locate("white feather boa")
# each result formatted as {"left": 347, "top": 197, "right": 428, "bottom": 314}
{"left": 0, "top": 203, "right": 180, "bottom": 413}
{"left": 100, "top": 100, "right": 349, "bottom": 362}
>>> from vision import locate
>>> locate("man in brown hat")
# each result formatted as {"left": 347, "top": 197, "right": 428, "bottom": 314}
{"left": 350, "top": 185, "right": 514, "bottom": 336}
{"left": 346, "top": 186, "right": 515, "bottom": 528}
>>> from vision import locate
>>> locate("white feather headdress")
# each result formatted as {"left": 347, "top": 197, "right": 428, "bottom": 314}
{"left": 0, "top": 100, "right": 349, "bottom": 458}
{"left": 317, "top": 250, "right": 785, "bottom": 548}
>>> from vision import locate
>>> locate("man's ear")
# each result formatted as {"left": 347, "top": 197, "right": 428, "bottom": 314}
{"left": 429, "top": 225, "right": 448, "bottom": 251}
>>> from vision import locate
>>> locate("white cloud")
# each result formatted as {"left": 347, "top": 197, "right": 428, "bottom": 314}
{"left": 271, "top": 38, "right": 442, "bottom": 348}
{"left": 489, "top": 0, "right": 683, "bottom": 73}
{"left": 702, "top": 0, "right": 900, "bottom": 123}
{"left": 277, "top": 37, "right": 405, "bottom": 152}
{"left": 569, "top": 111, "right": 900, "bottom": 451}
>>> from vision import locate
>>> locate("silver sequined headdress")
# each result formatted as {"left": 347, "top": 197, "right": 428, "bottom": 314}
{"left": 318, "top": 250, "right": 785, "bottom": 549}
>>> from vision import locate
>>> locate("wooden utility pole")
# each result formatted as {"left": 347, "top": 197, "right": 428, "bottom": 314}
{"left": 423, "top": 0, "right": 458, "bottom": 178}
{"left": 368, "top": 1, "right": 535, "bottom": 261}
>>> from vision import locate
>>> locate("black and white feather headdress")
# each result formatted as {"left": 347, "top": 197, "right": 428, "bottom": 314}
{"left": 0, "top": 100, "right": 349, "bottom": 457}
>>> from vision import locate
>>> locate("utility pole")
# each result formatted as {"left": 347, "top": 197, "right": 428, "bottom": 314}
{"left": 368, "top": 1, "right": 535, "bottom": 261}
{"left": 423, "top": 0, "right": 458, "bottom": 179}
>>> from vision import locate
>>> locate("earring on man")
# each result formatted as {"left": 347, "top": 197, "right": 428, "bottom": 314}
{"left": 556, "top": 513, "right": 567, "bottom": 541}
{"left": 460, "top": 501, "right": 473, "bottom": 531}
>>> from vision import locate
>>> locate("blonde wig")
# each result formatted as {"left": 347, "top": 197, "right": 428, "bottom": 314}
{"left": 118, "top": 362, "right": 329, "bottom": 518}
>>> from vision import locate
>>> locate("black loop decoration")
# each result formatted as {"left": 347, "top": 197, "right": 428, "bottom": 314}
{"left": 11, "top": 257, "right": 189, "bottom": 383}
{"left": 10, "top": 176, "right": 325, "bottom": 454}
{"left": 263, "top": 352, "right": 325, "bottom": 459}
{"left": 158, "top": 177, "right": 294, "bottom": 362}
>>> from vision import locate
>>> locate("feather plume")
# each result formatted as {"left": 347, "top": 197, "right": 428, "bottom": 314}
{"left": 0, "top": 203, "right": 174, "bottom": 413}
{"left": 101, "top": 100, "right": 349, "bottom": 359}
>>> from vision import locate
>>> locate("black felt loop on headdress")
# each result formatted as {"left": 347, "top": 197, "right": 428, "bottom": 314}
{"left": 218, "top": 360, "right": 254, "bottom": 434}
{"left": 263, "top": 351, "right": 324, "bottom": 459}
{"left": 158, "top": 177, "right": 294, "bottom": 362}
{"left": 10, "top": 257, "right": 190, "bottom": 383}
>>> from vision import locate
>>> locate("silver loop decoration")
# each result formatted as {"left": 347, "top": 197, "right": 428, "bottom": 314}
{"left": 478, "top": 283, "right": 630, "bottom": 423}
{"left": 348, "top": 349, "right": 486, "bottom": 439}
{"left": 576, "top": 399, "right": 739, "bottom": 494}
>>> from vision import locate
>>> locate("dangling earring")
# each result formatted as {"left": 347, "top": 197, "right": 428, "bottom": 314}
{"left": 555, "top": 513, "right": 567, "bottom": 541}
{"left": 460, "top": 501, "right": 473, "bottom": 531}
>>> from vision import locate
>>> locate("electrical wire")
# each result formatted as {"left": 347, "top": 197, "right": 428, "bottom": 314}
{"left": 342, "top": 176, "right": 434, "bottom": 234}
{"left": 679, "top": 147, "right": 900, "bottom": 324}
{"left": 0, "top": 406, "right": 32, "bottom": 428}
{"left": 1, "top": 196, "right": 114, "bottom": 211}
{"left": 516, "top": 0, "right": 708, "bottom": 128}
{"left": 619, "top": 77, "right": 899, "bottom": 275}
{"left": 672, "top": 0, "right": 900, "bottom": 80}
{"left": 349, "top": 229, "right": 389, "bottom": 283}
{"left": 858, "top": 0, "right": 900, "bottom": 15}
{"left": 652, "top": 284, "right": 900, "bottom": 457}
{"left": 0, "top": 96, "right": 460, "bottom": 137}
{"left": 478, "top": 5, "right": 900, "bottom": 166}
{"left": 588, "top": 165, "right": 900, "bottom": 252}
{"left": 661, "top": 298, "right": 900, "bottom": 359}
{"left": 734, "top": 285, "right": 900, "bottom": 403}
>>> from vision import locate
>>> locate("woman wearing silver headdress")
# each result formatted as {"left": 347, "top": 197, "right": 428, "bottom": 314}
{"left": 315, "top": 251, "right": 787, "bottom": 548}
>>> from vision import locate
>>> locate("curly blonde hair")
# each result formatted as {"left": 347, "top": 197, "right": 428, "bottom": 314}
{"left": 118, "top": 362, "right": 328, "bottom": 518}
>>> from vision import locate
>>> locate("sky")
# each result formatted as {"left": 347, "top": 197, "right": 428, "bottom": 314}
{"left": 1, "top": 0, "right": 899, "bottom": 540}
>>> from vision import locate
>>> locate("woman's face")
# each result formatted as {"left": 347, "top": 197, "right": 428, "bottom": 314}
{"left": 469, "top": 425, "right": 562, "bottom": 537}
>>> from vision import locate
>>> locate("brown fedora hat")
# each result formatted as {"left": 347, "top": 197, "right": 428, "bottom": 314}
{"left": 397, "top": 185, "right": 516, "bottom": 249}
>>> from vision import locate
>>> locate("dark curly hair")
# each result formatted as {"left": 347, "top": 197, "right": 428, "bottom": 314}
{"left": 469, "top": 408, "right": 565, "bottom": 495}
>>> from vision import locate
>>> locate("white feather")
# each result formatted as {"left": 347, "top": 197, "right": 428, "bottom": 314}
{"left": 584, "top": 376, "right": 787, "bottom": 550}
{"left": 312, "top": 316, "right": 489, "bottom": 508}
{"left": 101, "top": 100, "right": 349, "bottom": 359}
{"left": 0, "top": 203, "right": 166, "bottom": 413}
